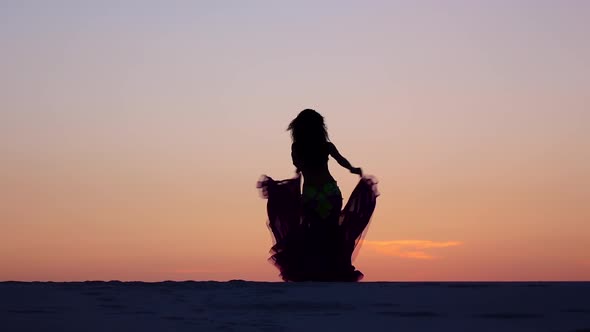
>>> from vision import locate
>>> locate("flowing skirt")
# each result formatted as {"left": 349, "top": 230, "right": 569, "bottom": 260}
{"left": 257, "top": 174, "right": 379, "bottom": 281}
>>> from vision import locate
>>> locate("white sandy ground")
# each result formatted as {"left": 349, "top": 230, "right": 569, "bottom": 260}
{"left": 0, "top": 281, "right": 589, "bottom": 332}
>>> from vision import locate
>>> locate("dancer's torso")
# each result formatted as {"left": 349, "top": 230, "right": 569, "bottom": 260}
{"left": 292, "top": 141, "right": 336, "bottom": 186}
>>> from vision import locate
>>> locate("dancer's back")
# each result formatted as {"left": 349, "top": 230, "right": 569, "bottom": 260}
{"left": 292, "top": 141, "right": 335, "bottom": 185}
{"left": 293, "top": 140, "right": 363, "bottom": 184}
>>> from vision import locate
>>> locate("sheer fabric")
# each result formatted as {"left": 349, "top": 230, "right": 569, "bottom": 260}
{"left": 257, "top": 174, "right": 379, "bottom": 281}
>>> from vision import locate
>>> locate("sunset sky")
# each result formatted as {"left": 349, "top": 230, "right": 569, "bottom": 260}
{"left": 1, "top": 1, "right": 589, "bottom": 281}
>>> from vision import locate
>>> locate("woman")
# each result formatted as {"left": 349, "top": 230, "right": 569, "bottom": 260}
{"left": 257, "top": 109, "right": 378, "bottom": 281}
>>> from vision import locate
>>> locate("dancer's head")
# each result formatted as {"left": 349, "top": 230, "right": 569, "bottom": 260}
{"left": 287, "top": 109, "right": 329, "bottom": 143}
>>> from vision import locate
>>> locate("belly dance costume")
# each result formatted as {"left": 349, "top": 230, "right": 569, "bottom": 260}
{"left": 257, "top": 174, "right": 378, "bottom": 281}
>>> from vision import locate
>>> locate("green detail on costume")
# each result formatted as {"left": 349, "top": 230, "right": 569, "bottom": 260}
{"left": 302, "top": 182, "right": 342, "bottom": 219}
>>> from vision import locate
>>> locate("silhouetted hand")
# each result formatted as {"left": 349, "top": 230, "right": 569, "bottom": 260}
{"left": 351, "top": 167, "right": 363, "bottom": 177}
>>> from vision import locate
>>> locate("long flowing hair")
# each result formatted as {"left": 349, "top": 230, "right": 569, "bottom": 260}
{"left": 287, "top": 109, "right": 329, "bottom": 145}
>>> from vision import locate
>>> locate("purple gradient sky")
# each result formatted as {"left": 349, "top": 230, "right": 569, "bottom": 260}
{"left": 1, "top": 1, "right": 589, "bottom": 281}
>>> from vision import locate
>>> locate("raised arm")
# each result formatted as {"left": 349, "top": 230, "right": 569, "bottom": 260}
{"left": 328, "top": 142, "right": 362, "bottom": 176}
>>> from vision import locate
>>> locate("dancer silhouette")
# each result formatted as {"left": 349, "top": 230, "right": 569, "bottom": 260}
{"left": 258, "top": 109, "right": 378, "bottom": 281}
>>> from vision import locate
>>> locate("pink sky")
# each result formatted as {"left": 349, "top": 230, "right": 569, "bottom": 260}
{"left": 1, "top": 1, "right": 589, "bottom": 281}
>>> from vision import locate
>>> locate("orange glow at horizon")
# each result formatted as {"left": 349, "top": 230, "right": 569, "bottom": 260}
{"left": 363, "top": 240, "right": 463, "bottom": 260}
{"left": 1, "top": 1, "right": 589, "bottom": 282}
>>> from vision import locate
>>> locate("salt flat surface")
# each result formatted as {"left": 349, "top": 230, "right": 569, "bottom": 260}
{"left": 1, "top": 281, "right": 589, "bottom": 332}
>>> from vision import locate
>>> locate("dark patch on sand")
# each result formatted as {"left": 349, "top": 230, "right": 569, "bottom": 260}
{"left": 372, "top": 302, "right": 400, "bottom": 307}
{"left": 562, "top": 308, "right": 590, "bottom": 314}
{"left": 162, "top": 315, "right": 186, "bottom": 321}
{"left": 99, "top": 304, "right": 126, "bottom": 310}
{"left": 128, "top": 310, "right": 156, "bottom": 315}
{"left": 378, "top": 311, "right": 441, "bottom": 317}
{"left": 446, "top": 283, "right": 494, "bottom": 289}
{"left": 210, "top": 301, "right": 353, "bottom": 311}
{"left": 517, "top": 283, "right": 550, "bottom": 288}
{"left": 401, "top": 282, "right": 444, "bottom": 288}
{"left": 7, "top": 309, "right": 57, "bottom": 314}
{"left": 83, "top": 291, "right": 104, "bottom": 296}
{"left": 96, "top": 296, "right": 117, "bottom": 302}
{"left": 475, "top": 312, "right": 544, "bottom": 319}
